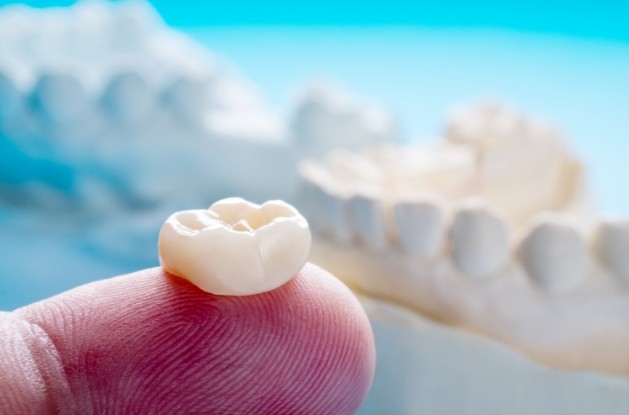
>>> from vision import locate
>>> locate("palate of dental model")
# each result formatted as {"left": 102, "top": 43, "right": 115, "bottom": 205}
{"left": 451, "top": 201, "right": 511, "bottom": 278}
{"left": 594, "top": 219, "right": 629, "bottom": 283}
{"left": 393, "top": 195, "right": 447, "bottom": 260}
{"left": 158, "top": 198, "right": 311, "bottom": 296}
{"left": 518, "top": 216, "right": 588, "bottom": 294}
{"left": 446, "top": 101, "right": 526, "bottom": 146}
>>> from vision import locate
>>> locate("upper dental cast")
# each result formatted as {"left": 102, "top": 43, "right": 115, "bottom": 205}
{"left": 158, "top": 198, "right": 312, "bottom": 296}
{"left": 0, "top": 1, "right": 398, "bottom": 213}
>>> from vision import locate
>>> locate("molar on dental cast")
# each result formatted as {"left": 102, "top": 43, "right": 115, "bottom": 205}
{"left": 451, "top": 201, "right": 511, "bottom": 279}
{"left": 158, "top": 198, "right": 312, "bottom": 296}
{"left": 393, "top": 195, "right": 447, "bottom": 260}
{"left": 518, "top": 215, "right": 588, "bottom": 294}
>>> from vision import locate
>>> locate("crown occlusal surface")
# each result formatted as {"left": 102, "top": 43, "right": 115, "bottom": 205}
{"left": 158, "top": 198, "right": 312, "bottom": 296}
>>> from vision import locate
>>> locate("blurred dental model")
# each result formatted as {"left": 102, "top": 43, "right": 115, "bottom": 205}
{"left": 0, "top": 1, "right": 397, "bottom": 216}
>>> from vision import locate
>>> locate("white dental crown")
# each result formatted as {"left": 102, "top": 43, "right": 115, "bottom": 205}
{"left": 158, "top": 198, "right": 311, "bottom": 296}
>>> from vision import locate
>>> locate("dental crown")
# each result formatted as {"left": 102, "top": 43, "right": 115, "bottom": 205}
{"left": 299, "top": 101, "right": 629, "bottom": 376}
{"left": 158, "top": 198, "right": 312, "bottom": 296}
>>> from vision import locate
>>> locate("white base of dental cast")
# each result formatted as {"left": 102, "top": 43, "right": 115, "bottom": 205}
{"left": 300, "top": 102, "right": 629, "bottom": 414}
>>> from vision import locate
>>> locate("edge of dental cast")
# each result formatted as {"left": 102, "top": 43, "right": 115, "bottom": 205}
{"left": 297, "top": 102, "right": 629, "bottom": 376}
{"left": 158, "top": 198, "right": 312, "bottom": 296}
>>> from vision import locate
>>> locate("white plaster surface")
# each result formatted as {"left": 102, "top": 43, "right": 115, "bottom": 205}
{"left": 358, "top": 294, "right": 629, "bottom": 415}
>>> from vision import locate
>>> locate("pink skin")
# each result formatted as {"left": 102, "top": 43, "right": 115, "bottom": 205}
{"left": 0, "top": 262, "right": 375, "bottom": 414}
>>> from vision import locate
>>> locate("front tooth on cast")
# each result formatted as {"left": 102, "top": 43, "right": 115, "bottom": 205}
{"left": 158, "top": 198, "right": 312, "bottom": 296}
{"left": 519, "top": 216, "right": 588, "bottom": 294}
{"left": 451, "top": 201, "right": 511, "bottom": 278}
{"left": 348, "top": 193, "right": 388, "bottom": 250}
{"left": 593, "top": 219, "right": 629, "bottom": 283}
{"left": 393, "top": 195, "right": 447, "bottom": 260}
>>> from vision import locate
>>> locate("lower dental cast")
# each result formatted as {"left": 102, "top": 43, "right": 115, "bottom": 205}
{"left": 158, "top": 198, "right": 312, "bottom": 296}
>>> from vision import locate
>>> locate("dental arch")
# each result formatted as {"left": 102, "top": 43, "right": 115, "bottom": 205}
{"left": 299, "top": 102, "right": 629, "bottom": 376}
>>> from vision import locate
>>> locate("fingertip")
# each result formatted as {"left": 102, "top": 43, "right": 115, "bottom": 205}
{"left": 15, "top": 263, "right": 375, "bottom": 414}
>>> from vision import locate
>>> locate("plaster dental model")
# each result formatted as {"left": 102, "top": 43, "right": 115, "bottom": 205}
{"left": 300, "top": 102, "right": 629, "bottom": 413}
{"left": 158, "top": 198, "right": 311, "bottom": 296}
{"left": 0, "top": 1, "right": 397, "bottom": 213}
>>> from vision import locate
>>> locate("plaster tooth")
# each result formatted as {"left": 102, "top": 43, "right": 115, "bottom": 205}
{"left": 0, "top": 70, "right": 22, "bottom": 120}
{"left": 348, "top": 193, "right": 388, "bottom": 250}
{"left": 393, "top": 195, "right": 447, "bottom": 260}
{"left": 519, "top": 216, "right": 588, "bottom": 294}
{"left": 32, "top": 71, "right": 89, "bottom": 124}
{"left": 158, "top": 198, "right": 311, "bottom": 296}
{"left": 593, "top": 219, "right": 629, "bottom": 283}
{"left": 299, "top": 159, "right": 353, "bottom": 243}
{"left": 298, "top": 175, "right": 326, "bottom": 234}
{"left": 298, "top": 160, "right": 335, "bottom": 235}
{"left": 163, "top": 76, "right": 213, "bottom": 123}
{"left": 451, "top": 201, "right": 511, "bottom": 279}
{"left": 320, "top": 187, "right": 353, "bottom": 244}
{"left": 101, "top": 71, "right": 153, "bottom": 125}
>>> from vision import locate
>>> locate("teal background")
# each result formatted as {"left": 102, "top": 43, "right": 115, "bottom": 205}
{"left": 2, "top": 0, "right": 629, "bottom": 42}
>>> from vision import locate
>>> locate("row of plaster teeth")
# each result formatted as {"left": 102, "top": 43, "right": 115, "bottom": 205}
{"left": 300, "top": 174, "right": 629, "bottom": 294}
{"left": 0, "top": 68, "right": 217, "bottom": 125}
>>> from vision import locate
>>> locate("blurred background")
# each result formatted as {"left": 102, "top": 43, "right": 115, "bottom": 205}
{"left": 0, "top": 0, "right": 628, "bottom": 310}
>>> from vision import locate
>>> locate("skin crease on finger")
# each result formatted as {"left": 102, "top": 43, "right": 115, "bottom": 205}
{"left": 0, "top": 263, "right": 376, "bottom": 415}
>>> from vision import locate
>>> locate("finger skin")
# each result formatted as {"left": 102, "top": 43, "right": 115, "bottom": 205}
{"left": 1, "top": 263, "right": 375, "bottom": 414}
